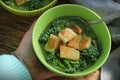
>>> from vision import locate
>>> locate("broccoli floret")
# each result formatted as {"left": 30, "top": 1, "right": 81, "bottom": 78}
{"left": 46, "top": 52, "right": 65, "bottom": 71}
{"left": 64, "top": 60, "right": 80, "bottom": 73}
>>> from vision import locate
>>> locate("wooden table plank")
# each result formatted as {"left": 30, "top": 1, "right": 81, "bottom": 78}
{"left": 0, "top": 6, "right": 36, "bottom": 53}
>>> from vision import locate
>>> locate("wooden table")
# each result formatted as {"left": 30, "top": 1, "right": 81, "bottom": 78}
{"left": 0, "top": 0, "right": 70, "bottom": 54}
{"left": 0, "top": 7, "right": 34, "bottom": 54}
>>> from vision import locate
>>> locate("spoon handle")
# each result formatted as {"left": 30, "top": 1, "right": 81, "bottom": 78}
{"left": 89, "top": 11, "right": 120, "bottom": 24}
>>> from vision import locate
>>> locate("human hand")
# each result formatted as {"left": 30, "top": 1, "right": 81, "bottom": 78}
{"left": 14, "top": 20, "right": 100, "bottom": 80}
{"left": 14, "top": 20, "right": 57, "bottom": 80}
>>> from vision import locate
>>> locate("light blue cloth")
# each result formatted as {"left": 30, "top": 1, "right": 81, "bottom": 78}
{"left": 0, "top": 54, "right": 32, "bottom": 80}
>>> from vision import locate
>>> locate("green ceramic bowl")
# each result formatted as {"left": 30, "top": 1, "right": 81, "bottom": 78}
{"left": 0, "top": 0, "right": 57, "bottom": 16}
{"left": 32, "top": 4, "right": 111, "bottom": 77}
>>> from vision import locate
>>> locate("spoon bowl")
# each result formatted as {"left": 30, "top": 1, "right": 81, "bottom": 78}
{"left": 71, "top": 11, "right": 120, "bottom": 26}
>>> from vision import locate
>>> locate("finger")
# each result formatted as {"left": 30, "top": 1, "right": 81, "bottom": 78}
{"left": 48, "top": 70, "right": 100, "bottom": 80}
{"left": 74, "top": 70, "right": 100, "bottom": 80}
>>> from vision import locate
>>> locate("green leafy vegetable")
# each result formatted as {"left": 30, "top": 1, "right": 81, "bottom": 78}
{"left": 46, "top": 52, "right": 65, "bottom": 71}
{"left": 39, "top": 16, "right": 101, "bottom": 73}
{"left": 39, "top": 19, "right": 71, "bottom": 42}
{"left": 46, "top": 42, "right": 100, "bottom": 73}
{"left": 81, "top": 40, "right": 100, "bottom": 62}
{"left": 3, "top": 0, "right": 53, "bottom": 10}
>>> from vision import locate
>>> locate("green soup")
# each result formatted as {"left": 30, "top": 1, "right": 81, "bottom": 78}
{"left": 39, "top": 16, "right": 101, "bottom": 73}
{"left": 2, "top": 0, "right": 53, "bottom": 11}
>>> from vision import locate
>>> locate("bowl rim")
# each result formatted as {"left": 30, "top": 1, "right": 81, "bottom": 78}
{"left": 0, "top": 0, "right": 58, "bottom": 13}
{"left": 32, "top": 4, "right": 111, "bottom": 77}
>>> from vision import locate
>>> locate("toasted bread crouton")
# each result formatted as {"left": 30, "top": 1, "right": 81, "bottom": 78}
{"left": 16, "top": 0, "right": 25, "bottom": 5}
{"left": 60, "top": 46, "right": 80, "bottom": 60}
{"left": 79, "top": 36, "right": 91, "bottom": 50}
{"left": 59, "top": 40, "right": 66, "bottom": 46}
{"left": 70, "top": 24, "right": 83, "bottom": 34}
{"left": 58, "top": 28, "right": 77, "bottom": 42}
{"left": 67, "top": 35, "right": 82, "bottom": 49}
{"left": 45, "top": 34, "right": 60, "bottom": 52}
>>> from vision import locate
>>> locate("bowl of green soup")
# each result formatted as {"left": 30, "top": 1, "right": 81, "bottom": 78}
{"left": 0, "top": 0, "right": 58, "bottom": 16}
{"left": 32, "top": 4, "right": 111, "bottom": 77}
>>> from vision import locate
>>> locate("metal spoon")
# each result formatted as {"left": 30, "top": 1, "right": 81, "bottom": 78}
{"left": 71, "top": 11, "right": 120, "bottom": 26}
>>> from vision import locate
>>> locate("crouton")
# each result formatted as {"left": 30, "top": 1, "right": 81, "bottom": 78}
{"left": 70, "top": 24, "right": 83, "bottom": 34}
{"left": 60, "top": 46, "right": 80, "bottom": 60}
{"left": 67, "top": 35, "right": 82, "bottom": 49}
{"left": 45, "top": 34, "right": 60, "bottom": 52}
{"left": 59, "top": 40, "right": 66, "bottom": 46}
{"left": 79, "top": 36, "right": 92, "bottom": 50}
{"left": 58, "top": 28, "right": 77, "bottom": 42}
{"left": 16, "top": 0, "right": 26, "bottom": 5}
